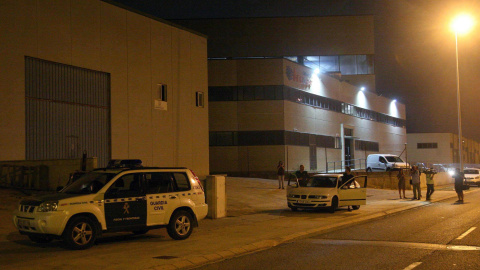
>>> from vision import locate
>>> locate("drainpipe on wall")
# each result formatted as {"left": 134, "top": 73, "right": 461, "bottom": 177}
{"left": 341, "top": 123, "right": 345, "bottom": 172}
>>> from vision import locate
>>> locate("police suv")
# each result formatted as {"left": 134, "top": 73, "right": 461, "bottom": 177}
{"left": 12, "top": 166, "right": 208, "bottom": 249}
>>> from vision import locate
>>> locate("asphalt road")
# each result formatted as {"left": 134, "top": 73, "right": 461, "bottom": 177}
{"left": 194, "top": 193, "right": 480, "bottom": 270}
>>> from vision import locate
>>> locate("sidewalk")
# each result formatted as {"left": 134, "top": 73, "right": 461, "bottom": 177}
{"left": 149, "top": 178, "right": 474, "bottom": 270}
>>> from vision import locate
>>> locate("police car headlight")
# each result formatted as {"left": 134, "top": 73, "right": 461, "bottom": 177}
{"left": 37, "top": 201, "right": 58, "bottom": 212}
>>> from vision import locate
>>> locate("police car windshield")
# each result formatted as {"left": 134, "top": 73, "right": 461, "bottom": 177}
{"left": 307, "top": 177, "right": 338, "bottom": 188}
{"left": 62, "top": 172, "right": 116, "bottom": 194}
{"left": 385, "top": 156, "right": 403, "bottom": 162}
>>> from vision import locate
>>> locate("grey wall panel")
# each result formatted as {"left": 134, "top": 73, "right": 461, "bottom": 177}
{"left": 25, "top": 57, "right": 110, "bottom": 167}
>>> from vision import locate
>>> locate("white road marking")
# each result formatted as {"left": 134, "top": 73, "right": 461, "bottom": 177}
{"left": 308, "top": 239, "right": 480, "bottom": 250}
{"left": 403, "top": 262, "right": 422, "bottom": 270}
{"left": 456, "top": 227, "right": 477, "bottom": 240}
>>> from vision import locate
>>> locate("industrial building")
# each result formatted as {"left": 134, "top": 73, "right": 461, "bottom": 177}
{"left": 0, "top": 0, "right": 209, "bottom": 177}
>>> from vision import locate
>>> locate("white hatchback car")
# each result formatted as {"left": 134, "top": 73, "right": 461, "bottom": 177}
{"left": 13, "top": 166, "right": 208, "bottom": 249}
{"left": 287, "top": 174, "right": 367, "bottom": 213}
{"left": 464, "top": 168, "right": 480, "bottom": 186}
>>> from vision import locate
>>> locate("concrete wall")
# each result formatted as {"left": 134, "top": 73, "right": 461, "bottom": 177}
{"left": 0, "top": 158, "right": 97, "bottom": 190}
{"left": 210, "top": 145, "right": 285, "bottom": 177}
{"left": 0, "top": 0, "right": 209, "bottom": 178}
{"left": 364, "top": 171, "right": 454, "bottom": 190}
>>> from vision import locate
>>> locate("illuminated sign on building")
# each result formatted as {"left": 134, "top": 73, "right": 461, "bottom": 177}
{"left": 285, "top": 65, "right": 312, "bottom": 90}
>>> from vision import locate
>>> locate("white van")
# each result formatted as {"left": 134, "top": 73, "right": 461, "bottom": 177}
{"left": 366, "top": 154, "right": 410, "bottom": 172}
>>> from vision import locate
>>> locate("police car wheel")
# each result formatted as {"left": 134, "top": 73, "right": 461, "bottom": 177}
{"left": 352, "top": 205, "right": 360, "bottom": 210}
{"left": 63, "top": 216, "right": 97, "bottom": 250}
{"left": 167, "top": 210, "right": 193, "bottom": 240}
{"left": 28, "top": 234, "right": 53, "bottom": 243}
{"left": 132, "top": 229, "right": 149, "bottom": 235}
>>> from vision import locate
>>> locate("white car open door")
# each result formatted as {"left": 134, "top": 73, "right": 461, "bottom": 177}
{"left": 337, "top": 175, "right": 367, "bottom": 207}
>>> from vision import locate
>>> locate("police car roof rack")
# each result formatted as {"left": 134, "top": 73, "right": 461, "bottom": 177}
{"left": 106, "top": 159, "right": 143, "bottom": 169}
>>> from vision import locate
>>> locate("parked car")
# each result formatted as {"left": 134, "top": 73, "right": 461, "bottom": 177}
{"left": 464, "top": 168, "right": 480, "bottom": 187}
{"left": 286, "top": 174, "right": 367, "bottom": 213}
{"left": 13, "top": 166, "right": 207, "bottom": 249}
{"left": 366, "top": 154, "right": 410, "bottom": 172}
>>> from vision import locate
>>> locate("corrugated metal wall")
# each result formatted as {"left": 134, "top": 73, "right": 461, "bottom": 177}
{"left": 25, "top": 57, "right": 110, "bottom": 167}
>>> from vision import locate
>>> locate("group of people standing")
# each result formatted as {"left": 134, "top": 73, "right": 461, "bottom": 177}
{"left": 397, "top": 166, "right": 436, "bottom": 200}
{"left": 397, "top": 166, "right": 466, "bottom": 203}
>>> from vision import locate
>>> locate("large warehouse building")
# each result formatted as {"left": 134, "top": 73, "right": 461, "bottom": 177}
{"left": 0, "top": 0, "right": 209, "bottom": 177}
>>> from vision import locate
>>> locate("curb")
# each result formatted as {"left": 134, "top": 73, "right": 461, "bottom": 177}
{"left": 151, "top": 189, "right": 476, "bottom": 270}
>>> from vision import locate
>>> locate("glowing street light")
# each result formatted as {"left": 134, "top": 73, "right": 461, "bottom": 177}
{"left": 450, "top": 14, "right": 475, "bottom": 172}
{"left": 451, "top": 14, "right": 474, "bottom": 35}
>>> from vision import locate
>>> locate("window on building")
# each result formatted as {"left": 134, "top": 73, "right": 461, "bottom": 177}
{"left": 304, "top": 56, "right": 319, "bottom": 70}
{"left": 335, "top": 136, "right": 342, "bottom": 149}
{"left": 196, "top": 91, "right": 204, "bottom": 107}
{"left": 417, "top": 143, "right": 438, "bottom": 149}
{"left": 158, "top": 84, "right": 167, "bottom": 101}
{"left": 320, "top": 56, "right": 340, "bottom": 72}
{"left": 340, "top": 55, "right": 357, "bottom": 75}
{"left": 356, "top": 55, "right": 375, "bottom": 75}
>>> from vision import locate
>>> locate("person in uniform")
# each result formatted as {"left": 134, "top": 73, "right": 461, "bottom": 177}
{"left": 425, "top": 169, "right": 437, "bottom": 200}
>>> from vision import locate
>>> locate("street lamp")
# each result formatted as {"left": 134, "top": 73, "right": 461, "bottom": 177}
{"left": 450, "top": 14, "right": 474, "bottom": 172}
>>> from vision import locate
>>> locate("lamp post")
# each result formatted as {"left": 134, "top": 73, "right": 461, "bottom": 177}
{"left": 451, "top": 14, "right": 474, "bottom": 172}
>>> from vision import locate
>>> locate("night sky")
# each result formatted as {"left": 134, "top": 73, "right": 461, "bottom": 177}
{"left": 110, "top": 0, "right": 480, "bottom": 140}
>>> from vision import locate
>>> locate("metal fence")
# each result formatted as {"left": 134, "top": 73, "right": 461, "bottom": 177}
{"left": 0, "top": 164, "right": 48, "bottom": 190}
{"left": 325, "top": 158, "right": 366, "bottom": 173}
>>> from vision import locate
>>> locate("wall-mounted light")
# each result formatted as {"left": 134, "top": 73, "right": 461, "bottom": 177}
{"left": 314, "top": 68, "right": 320, "bottom": 75}
{"left": 360, "top": 87, "right": 365, "bottom": 91}
{"left": 392, "top": 99, "right": 397, "bottom": 103}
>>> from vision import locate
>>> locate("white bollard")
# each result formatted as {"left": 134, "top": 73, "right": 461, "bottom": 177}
{"left": 206, "top": 175, "right": 226, "bottom": 219}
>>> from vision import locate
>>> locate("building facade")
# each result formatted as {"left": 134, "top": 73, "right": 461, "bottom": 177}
{"left": 173, "top": 16, "right": 406, "bottom": 176}
{"left": 0, "top": 0, "right": 209, "bottom": 177}
{"left": 209, "top": 59, "right": 406, "bottom": 176}
{"left": 407, "top": 133, "right": 480, "bottom": 167}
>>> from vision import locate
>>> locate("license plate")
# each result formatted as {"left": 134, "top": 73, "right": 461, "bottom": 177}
{"left": 18, "top": 219, "right": 31, "bottom": 228}
{"left": 297, "top": 200, "right": 307, "bottom": 203}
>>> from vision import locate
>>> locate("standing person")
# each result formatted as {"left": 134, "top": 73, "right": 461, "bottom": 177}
{"left": 397, "top": 169, "right": 406, "bottom": 199}
{"left": 277, "top": 161, "right": 285, "bottom": 189}
{"left": 425, "top": 169, "right": 436, "bottom": 200}
{"left": 342, "top": 166, "right": 355, "bottom": 211}
{"left": 295, "top": 165, "right": 309, "bottom": 186}
{"left": 342, "top": 166, "right": 354, "bottom": 186}
{"left": 411, "top": 165, "right": 421, "bottom": 200}
{"left": 453, "top": 168, "right": 465, "bottom": 203}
